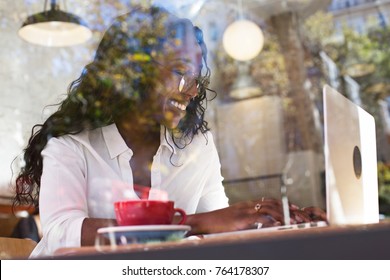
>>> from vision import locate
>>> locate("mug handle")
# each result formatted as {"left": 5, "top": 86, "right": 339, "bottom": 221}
{"left": 173, "top": 208, "right": 187, "bottom": 225}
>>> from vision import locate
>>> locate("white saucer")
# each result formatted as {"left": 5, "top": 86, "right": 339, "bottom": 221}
{"left": 96, "top": 225, "right": 191, "bottom": 245}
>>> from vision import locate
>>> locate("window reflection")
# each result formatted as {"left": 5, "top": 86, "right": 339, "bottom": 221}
{"left": 1, "top": 0, "right": 390, "bottom": 220}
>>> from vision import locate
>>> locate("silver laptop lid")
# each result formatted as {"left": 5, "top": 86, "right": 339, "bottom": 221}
{"left": 323, "top": 84, "right": 379, "bottom": 225}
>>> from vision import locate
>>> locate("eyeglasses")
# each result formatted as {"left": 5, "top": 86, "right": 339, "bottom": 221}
{"left": 152, "top": 60, "right": 200, "bottom": 93}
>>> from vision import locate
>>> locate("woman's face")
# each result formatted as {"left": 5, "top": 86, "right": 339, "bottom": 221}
{"left": 149, "top": 25, "right": 203, "bottom": 130}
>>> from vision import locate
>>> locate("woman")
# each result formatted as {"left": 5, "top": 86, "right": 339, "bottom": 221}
{"left": 14, "top": 6, "right": 324, "bottom": 257}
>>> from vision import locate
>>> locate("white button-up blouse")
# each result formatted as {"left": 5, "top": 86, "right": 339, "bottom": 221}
{"left": 30, "top": 124, "right": 228, "bottom": 256}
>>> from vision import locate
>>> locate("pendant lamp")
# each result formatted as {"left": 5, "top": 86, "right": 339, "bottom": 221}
{"left": 18, "top": 0, "right": 92, "bottom": 47}
{"left": 229, "top": 61, "right": 262, "bottom": 99}
{"left": 222, "top": 0, "right": 264, "bottom": 61}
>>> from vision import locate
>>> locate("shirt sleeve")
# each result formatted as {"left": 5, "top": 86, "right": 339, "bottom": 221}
{"left": 38, "top": 136, "right": 88, "bottom": 255}
{"left": 195, "top": 132, "right": 229, "bottom": 213}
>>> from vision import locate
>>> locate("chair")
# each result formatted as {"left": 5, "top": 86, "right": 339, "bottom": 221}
{"left": 0, "top": 215, "right": 21, "bottom": 237}
{"left": 0, "top": 237, "right": 37, "bottom": 259}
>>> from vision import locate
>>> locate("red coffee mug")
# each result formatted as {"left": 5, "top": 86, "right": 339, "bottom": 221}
{"left": 114, "top": 200, "right": 187, "bottom": 226}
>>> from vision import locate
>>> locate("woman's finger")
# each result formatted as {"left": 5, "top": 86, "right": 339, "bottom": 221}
{"left": 255, "top": 197, "right": 300, "bottom": 211}
{"left": 290, "top": 209, "right": 311, "bottom": 223}
{"left": 302, "top": 207, "right": 327, "bottom": 221}
{"left": 255, "top": 204, "right": 284, "bottom": 223}
{"left": 255, "top": 214, "right": 282, "bottom": 228}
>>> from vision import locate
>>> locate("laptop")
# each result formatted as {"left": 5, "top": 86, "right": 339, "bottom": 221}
{"left": 323, "top": 84, "right": 379, "bottom": 225}
{"left": 203, "top": 85, "right": 379, "bottom": 239}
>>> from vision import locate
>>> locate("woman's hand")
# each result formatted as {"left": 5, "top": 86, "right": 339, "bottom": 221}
{"left": 186, "top": 198, "right": 296, "bottom": 235}
{"left": 232, "top": 198, "right": 327, "bottom": 225}
{"left": 185, "top": 198, "right": 327, "bottom": 235}
{"left": 301, "top": 206, "right": 327, "bottom": 222}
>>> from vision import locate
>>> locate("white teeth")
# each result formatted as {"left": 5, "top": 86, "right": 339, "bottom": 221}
{"left": 170, "top": 100, "right": 186, "bottom": 111}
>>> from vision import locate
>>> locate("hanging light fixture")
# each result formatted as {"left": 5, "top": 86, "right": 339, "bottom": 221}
{"left": 229, "top": 61, "right": 262, "bottom": 99}
{"left": 222, "top": 0, "right": 264, "bottom": 61}
{"left": 222, "top": 0, "right": 264, "bottom": 99}
{"left": 18, "top": 0, "right": 92, "bottom": 47}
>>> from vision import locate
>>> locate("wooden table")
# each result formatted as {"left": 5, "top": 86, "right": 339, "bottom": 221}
{"left": 52, "top": 221, "right": 390, "bottom": 260}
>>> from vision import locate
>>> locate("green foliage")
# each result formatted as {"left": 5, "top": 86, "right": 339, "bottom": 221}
{"left": 325, "top": 25, "right": 390, "bottom": 100}
{"left": 251, "top": 34, "right": 289, "bottom": 97}
{"left": 377, "top": 162, "right": 390, "bottom": 212}
{"left": 301, "top": 11, "right": 335, "bottom": 53}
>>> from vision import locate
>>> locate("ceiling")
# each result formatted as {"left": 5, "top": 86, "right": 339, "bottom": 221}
{"left": 12, "top": 1, "right": 332, "bottom": 26}
{"left": 154, "top": 0, "right": 332, "bottom": 20}
{"left": 7, "top": 1, "right": 332, "bottom": 56}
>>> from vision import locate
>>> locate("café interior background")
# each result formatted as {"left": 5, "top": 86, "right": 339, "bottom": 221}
{"left": 1, "top": 0, "right": 390, "bottom": 212}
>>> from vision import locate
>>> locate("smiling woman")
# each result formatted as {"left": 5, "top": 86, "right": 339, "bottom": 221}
{"left": 13, "top": 5, "right": 228, "bottom": 257}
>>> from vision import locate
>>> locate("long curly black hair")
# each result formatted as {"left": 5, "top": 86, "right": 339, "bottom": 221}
{"left": 13, "top": 6, "right": 214, "bottom": 209}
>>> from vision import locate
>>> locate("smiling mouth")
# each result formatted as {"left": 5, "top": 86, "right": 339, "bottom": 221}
{"left": 170, "top": 100, "right": 187, "bottom": 111}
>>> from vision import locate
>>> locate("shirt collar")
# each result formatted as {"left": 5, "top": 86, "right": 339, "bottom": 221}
{"left": 102, "top": 124, "right": 178, "bottom": 159}
{"left": 102, "top": 124, "right": 131, "bottom": 159}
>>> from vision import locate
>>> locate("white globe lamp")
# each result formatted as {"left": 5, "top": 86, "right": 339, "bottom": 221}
{"left": 222, "top": 19, "right": 264, "bottom": 61}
